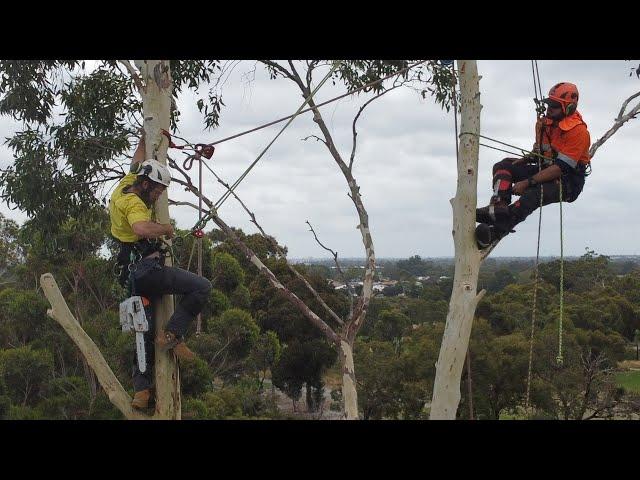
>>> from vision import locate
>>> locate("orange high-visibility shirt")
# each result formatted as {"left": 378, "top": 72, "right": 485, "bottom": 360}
{"left": 535, "top": 111, "right": 591, "bottom": 169}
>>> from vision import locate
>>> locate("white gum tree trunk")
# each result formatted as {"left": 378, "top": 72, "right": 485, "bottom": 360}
{"left": 138, "top": 60, "right": 180, "bottom": 420}
{"left": 430, "top": 60, "right": 485, "bottom": 420}
{"left": 339, "top": 340, "right": 358, "bottom": 419}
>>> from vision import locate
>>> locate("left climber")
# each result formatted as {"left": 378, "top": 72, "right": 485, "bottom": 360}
{"left": 109, "top": 132, "right": 212, "bottom": 410}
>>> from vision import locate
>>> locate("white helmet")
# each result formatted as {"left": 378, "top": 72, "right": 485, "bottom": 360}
{"left": 138, "top": 159, "right": 171, "bottom": 187}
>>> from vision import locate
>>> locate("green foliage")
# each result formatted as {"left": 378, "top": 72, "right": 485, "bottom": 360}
{"left": 397, "top": 255, "right": 432, "bottom": 277}
{"left": 170, "top": 232, "right": 214, "bottom": 281}
{"left": 615, "top": 371, "right": 640, "bottom": 394}
{"left": 0, "top": 61, "right": 228, "bottom": 236}
{"left": 354, "top": 340, "right": 399, "bottom": 419}
{"left": 355, "top": 323, "right": 442, "bottom": 419}
{"left": 230, "top": 284, "right": 251, "bottom": 310}
{"left": 191, "top": 309, "right": 260, "bottom": 382}
{"left": 0, "top": 61, "right": 78, "bottom": 123}
{"left": 272, "top": 339, "right": 337, "bottom": 409}
{"left": 40, "top": 376, "right": 93, "bottom": 420}
{"left": 170, "top": 60, "right": 223, "bottom": 130}
{"left": 487, "top": 269, "right": 516, "bottom": 293}
{"left": 210, "top": 308, "right": 260, "bottom": 359}
{"left": 249, "top": 331, "right": 281, "bottom": 388}
{"left": 0, "top": 288, "right": 49, "bottom": 347}
{"left": 211, "top": 252, "right": 245, "bottom": 294}
{"left": 183, "top": 378, "right": 280, "bottom": 419}
{"left": 0, "top": 213, "right": 20, "bottom": 280}
{"left": 539, "top": 249, "right": 612, "bottom": 293}
{"left": 7, "top": 404, "right": 44, "bottom": 420}
{"left": 0, "top": 346, "right": 53, "bottom": 406}
{"left": 465, "top": 320, "right": 529, "bottom": 420}
{"left": 180, "top": 358, "right": 213, "bottom": 397}
{"left": 201, "top": 288, "right": 230, "bottom": 326}
{"left": 373, "top": 310, "right": 411, "bottom": 343}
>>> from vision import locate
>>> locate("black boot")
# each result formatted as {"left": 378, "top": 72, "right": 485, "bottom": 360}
{"left": 475, "top": 223, "right": 512, "bottom": 249}
{"left": 476, "top": 200, "right": 510, "bottom": 225}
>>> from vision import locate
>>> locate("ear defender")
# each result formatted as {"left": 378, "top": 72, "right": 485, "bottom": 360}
{"left": 564, "top": 101, "right": 577, "bottom": 116}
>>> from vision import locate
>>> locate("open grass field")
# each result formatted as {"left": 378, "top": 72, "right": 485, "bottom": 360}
{"left": 615, "top": 369, "right": 640, "bottom": 393}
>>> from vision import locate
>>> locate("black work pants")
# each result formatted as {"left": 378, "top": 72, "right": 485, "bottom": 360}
{"left": 490, "top": 158, "right": 584, "bottom": 232}
{"left": 129, "top": 257, "right": 212, "bottom": 392}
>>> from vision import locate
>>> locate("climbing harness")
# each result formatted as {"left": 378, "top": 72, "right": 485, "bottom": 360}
{"left": 118, "top": 251, "right": 150, "bottom": 373}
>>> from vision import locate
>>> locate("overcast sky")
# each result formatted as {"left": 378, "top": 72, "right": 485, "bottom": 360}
{"left": 1, "top": 60, "right": 639, "bottom": 259}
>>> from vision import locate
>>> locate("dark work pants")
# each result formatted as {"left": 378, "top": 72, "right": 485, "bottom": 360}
{"left": 490, "top": 158, "right": 584, "bottom": 232}
{"left": 129, "top": 257, "right": 212, "bottom": 392}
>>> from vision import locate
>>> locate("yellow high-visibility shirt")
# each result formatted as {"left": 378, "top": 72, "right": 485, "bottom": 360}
{"left": 109, "top": 173, "right": 152, "bottom": 243}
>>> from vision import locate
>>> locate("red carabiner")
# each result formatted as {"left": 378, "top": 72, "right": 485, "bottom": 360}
{"left": 196, "top": 144, "right": 215, "bottom": 159}
{"left": 161, "top": 129, "right": 185, "bottom": 150}
{"left": 192, "top": 229, "right": 205, "bottom": 239}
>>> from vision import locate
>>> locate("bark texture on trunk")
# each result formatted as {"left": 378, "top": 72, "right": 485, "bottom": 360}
{"left": 430, "top": 60, "right": 485, "bottom": 420}
{"left": 339, "top": 339, "right": 358, "bottom": 420}
{"left": 140, "top": 60, "right": 180, "bottom": 420}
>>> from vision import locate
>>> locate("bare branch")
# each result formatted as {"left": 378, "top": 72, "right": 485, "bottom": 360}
{"left": 617, "top": 90, "right": 640, "bottom": 120}
{"left": 261, "top": 60, "right": 297, "bottom": 84}
{"left": 287, "top": 66, "right": 376, "bottom": 341}
{"left": 196, "top": 164, "right": 345, "bottom": 327}
{"left": 590, "top": 91, "right": 640, "bottom": 158}
{"left": 350, "top": 83, "right": 402, "bottom": 171}
{"left": 168, "top": 199, "right": 200, "bottom": 212}
{"left": 40, "top": 273, "right": 149, "bottom": 420}
{"left": 118, "top": 60, "right": 145, "bottom": 94}
{"left": 167, "top": 162, "right": 341, "bottom": 344}
{"left": 306, "top": 220, "right": 355, "bottom": 316}
{"left": 302, "top": 134, "right": 328, "bottom": 147}
{"left": 287, "top": 61, "right": 307, "bottom": 92}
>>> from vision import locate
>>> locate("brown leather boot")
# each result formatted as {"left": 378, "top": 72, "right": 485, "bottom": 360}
{"left": 157, "top": 330, "right": 196, "bottom": 361}
{"left": 131, "top": 389, "right": 151, "bottom": 410}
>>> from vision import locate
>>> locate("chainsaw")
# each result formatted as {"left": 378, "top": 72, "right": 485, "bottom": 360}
{"left": 119, "top": 296, "right": 150, "bottom": 373}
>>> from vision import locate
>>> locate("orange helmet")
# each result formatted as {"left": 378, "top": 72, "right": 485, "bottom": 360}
{"left": 544, "top": 82, "right": 579, "bottom": 116}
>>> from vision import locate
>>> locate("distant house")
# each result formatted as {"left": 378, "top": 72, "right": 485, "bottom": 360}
{"left": 328, "top": 279, "right": 346, "bottom": 290}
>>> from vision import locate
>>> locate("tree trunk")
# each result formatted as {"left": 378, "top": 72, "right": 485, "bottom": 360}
{"left": 339, "top": 339, "right": 358, "bottom": 420}
{"left": 305, "top": 384, "right": 315, "bottom": 413}
{"left": 466, "top": 351, "right": 474, "bottom": 420}
{"left": 430, "top": 60, "right": 485, "bottom": 420}
{"left": 140, "top": 60, "right": 180, "bottom": 420}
